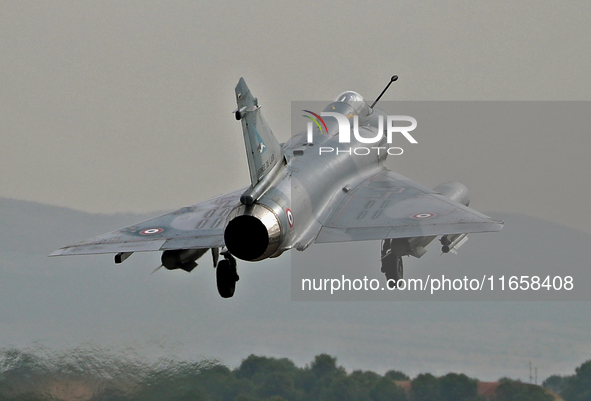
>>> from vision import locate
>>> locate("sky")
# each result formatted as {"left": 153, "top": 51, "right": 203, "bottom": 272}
{"left": 1, "top": 1, "right": 590, "bottom": 232}
{"left": 0, "top": 0, "right": 590, "bottom": 387}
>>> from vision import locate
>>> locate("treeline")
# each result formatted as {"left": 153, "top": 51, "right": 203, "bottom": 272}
{"left": 542, "top": 359, "right": 591, "bottom": 401}
{"left": 0, "top": 347, "right": 582, "bottom": 401}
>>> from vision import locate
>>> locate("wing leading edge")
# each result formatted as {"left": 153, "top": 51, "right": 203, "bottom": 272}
{"left": 315, "top": 170, "right": 503, "bottom": 244}
{"left": 50, "top": 189, "right": 243, "bottom": 256}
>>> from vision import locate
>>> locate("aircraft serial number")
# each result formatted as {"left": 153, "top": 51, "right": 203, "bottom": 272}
{"left": 257, "top": 153, "right": 275, "bottom": 178}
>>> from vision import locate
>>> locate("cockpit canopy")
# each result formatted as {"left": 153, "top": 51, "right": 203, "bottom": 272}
{"left": 334, "top": 91, "right": 371, "bottom": 118}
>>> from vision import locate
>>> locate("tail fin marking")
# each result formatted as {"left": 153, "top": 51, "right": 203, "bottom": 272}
{"left": 234, "top": 77, "right": 283, "bottom": 188}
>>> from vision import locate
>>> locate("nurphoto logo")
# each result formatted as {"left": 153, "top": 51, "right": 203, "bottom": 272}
{"left": 303, "top": 111, "right": 418, "bottom": 156}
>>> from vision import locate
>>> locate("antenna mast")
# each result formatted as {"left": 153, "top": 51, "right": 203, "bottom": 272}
{"left": 370, "top": 75, "right": 398, "bottom": 108}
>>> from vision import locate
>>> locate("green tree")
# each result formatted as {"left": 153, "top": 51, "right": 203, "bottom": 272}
{"left": 235, "top": 396, "right": 262, "bottom": 401}
{"left": 310, "top": 354, "right": 346, "bottom": 380}
{"left": 385, "top": 370, "right": 410, "bottom": 382}
{"left": 257, "top": 371, "right": 299, "bottom": 401}
{"left": 370, "top": 376, "right": 408, "bottom": 401}
{"left": 561, "top": 359, "right": 591, "bottom": 401}
{"left": 438, "top": 373, "right": 479, "bottom": 401}
{"left": 349, "top": 369, "right": 381, "bottom": 389}
{"left": 347, "top": 369, "right": 383, "bottom": 399}
{"left": 495, "top": 379, "right": 553, "bottom": 401}
{"left": 542, "top": 374, "right": 567, "bottom": 395}
{"left": 235, "top": 355, "right": 299, "bottom": 387}
{"left": 194, "top": 364, "right": 250, "bottom": 401}
{"left": 411, "top": 373, "right": 440, "bottom": 401}
{"left": 317, "top": 376, "right": 359, "bottom": 401}
{"left": 299, "top": 354, "right": 348, "bottom": 399}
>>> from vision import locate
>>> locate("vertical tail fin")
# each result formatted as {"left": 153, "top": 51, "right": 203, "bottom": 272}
{"left": 235, "top": 78, "right": 283, "bottom": 189}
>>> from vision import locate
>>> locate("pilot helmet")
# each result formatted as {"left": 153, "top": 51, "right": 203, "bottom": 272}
{"left": 334, "top": 91, "right": 371, "bottom": 118}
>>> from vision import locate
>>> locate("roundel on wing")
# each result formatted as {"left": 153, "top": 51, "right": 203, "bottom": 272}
{"left": 412, "top": 213, "right": 435, "bottom": 219}
{"left": 140, "top": 228, "right": 164, "bottom": 235}
{"left": 286, "top": 208, "right": 294, "bottom": 228}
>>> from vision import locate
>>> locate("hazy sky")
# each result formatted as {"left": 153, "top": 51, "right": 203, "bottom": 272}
{"left": 1, "top": 1, "right": 590, "bottom": 233}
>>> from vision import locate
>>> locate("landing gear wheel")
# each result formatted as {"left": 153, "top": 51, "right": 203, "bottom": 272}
{"left": 383, "top": 254, "right": 403, "bottom": 289}
{"left": 216, "top": 257, "right": 239, "bottom": 298}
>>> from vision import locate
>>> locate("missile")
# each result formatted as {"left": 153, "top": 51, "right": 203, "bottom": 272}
{"left": 441, "top": 233, "right": 469, "bottom": 254}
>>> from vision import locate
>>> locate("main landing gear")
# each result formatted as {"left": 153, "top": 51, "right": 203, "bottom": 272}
{"left": 216, "top": 252, "right": 239, "bottom": 298}
{"left": 381, "top": 239, "right": 403, "bottom": 289}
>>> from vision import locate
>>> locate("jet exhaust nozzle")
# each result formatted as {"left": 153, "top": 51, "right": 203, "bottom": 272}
{"left": 224, "top": 203, "right": 282, "bottom": 261}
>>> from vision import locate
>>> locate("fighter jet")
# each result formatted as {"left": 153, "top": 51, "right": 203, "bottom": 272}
{"left": 51, "top": 76, "right": 503, "bottom": 298}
